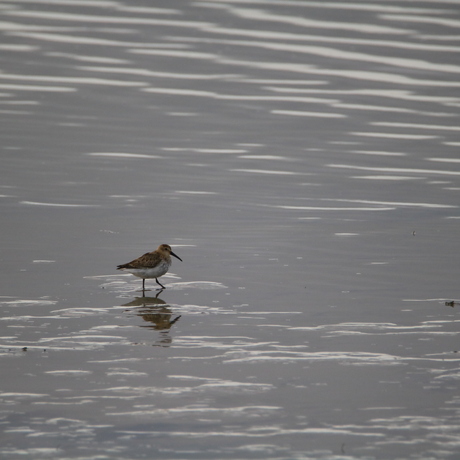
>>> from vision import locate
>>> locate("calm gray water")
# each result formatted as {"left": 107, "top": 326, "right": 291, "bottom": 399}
{"left": 1, "top": 1, "right": 460, "bottom": 459}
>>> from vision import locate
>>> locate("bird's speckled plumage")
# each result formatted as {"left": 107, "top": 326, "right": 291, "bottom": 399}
{"left": 117, "top": 244, "right": 182, "bottom": 293}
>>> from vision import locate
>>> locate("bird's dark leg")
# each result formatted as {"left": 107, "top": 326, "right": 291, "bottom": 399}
{"left": 142, "top": 278, "right": 146, "bottom": 296}
{"left": 155, "top": 278, "right": 166, "bottom": 290}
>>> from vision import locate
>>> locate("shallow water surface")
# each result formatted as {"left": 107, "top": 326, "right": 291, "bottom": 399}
{"left": 1, "top": 1, "right": 460, "bottom": 459}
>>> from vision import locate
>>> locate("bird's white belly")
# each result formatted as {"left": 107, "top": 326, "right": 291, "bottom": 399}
{"left": 124, "top": 261, "right": 170, "bottom": 279}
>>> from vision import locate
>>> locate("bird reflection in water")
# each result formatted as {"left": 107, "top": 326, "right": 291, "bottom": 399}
{"left": 122, "top": 290, "right": 181, "bottom": 346}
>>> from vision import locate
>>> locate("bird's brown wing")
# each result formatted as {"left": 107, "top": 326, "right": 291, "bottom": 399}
{"left": 117, "top": 252, "right": 160, "bottom": 269}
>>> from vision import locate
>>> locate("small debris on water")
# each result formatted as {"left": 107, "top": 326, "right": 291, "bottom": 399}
{"left": 445, "top": 301, "right": 459, "bottom": 308}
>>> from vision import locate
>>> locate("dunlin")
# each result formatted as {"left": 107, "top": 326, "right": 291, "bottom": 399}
{"left": 117, "top": 244, "right": 182, "bottom": 292}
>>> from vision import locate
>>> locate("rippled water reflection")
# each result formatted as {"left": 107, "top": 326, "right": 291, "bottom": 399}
{"left": 1, "top": 0, "right": 460, "bottom": 459}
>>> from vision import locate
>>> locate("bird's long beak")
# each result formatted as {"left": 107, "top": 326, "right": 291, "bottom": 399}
{"left": 171, "top": 251, "right": 182, "bottom": 262}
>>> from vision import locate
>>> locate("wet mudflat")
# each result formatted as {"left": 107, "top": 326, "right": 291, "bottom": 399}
{"left": 1, "top": 1, "right": 460, "bottom": 459}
